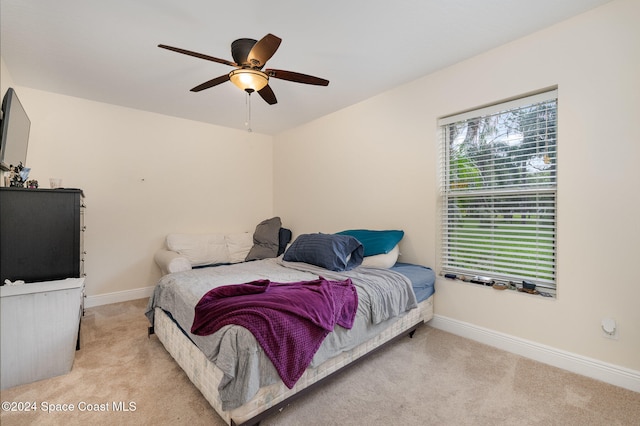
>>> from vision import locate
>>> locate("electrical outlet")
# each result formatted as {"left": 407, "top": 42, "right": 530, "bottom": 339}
{"left": 601, "top": 318, "right": 619, "bottom": 340}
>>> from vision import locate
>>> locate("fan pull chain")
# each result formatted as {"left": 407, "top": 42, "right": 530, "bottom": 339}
{"left": 245, "top": 91, "right": 253, "bottom": 133}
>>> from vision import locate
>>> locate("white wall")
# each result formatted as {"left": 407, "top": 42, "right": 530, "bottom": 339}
{"left": 1, "top": 58, "right": 16, "bottom": 101}
{"left": 274, "top": 0, "right": 640, "bottom": 372}
{"left": 0, "top": 75, "right": 274, "bottom": 299}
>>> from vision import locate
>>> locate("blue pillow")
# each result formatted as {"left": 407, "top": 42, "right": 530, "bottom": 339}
{"left": 335, "top": 229, "right": 404, "bottom": 257}
{"left": 283, "top": 233, "right": 363, "bottom": 271}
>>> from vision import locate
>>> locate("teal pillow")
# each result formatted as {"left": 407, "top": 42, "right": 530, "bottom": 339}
{"left": 335, "top": 229, "right": 404, "bottom": 257}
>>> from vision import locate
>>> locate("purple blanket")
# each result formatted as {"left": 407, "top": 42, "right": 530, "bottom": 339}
{"left": 191, "top": 278, "right": 358, "bottom": 388}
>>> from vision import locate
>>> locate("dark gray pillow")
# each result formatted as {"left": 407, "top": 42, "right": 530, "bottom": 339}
{"left": 245, "top": 217, "right": 282, "bottom": 261}
{"left": 278, "top": 228, "right": 292, "bottom": 256}
{"left": 283, "top": 233, "right": 363, "bottom": 271}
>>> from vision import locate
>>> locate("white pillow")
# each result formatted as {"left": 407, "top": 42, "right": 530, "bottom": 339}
{"left": 225, "top": 232, "right": 254, "bottom": 263}
{"left": 361, "top": 245, "right": 399, "bottom": 269}
{"left": 166, "top": 233, "right": 230, "bottom": 266}
{"left": 166, "top": 255, "right": 192, "bottom": 274}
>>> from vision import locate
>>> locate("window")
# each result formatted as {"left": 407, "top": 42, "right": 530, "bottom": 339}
{"left": 439, "top": 90, "right": 557, "bottom": 294}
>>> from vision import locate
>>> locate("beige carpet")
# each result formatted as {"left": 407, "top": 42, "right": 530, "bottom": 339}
{"left": 1, "top": 299, "right": 638, "bottom": 426}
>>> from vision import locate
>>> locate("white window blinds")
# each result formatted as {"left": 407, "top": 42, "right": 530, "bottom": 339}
{"left": 439, "top": 90, "right": 558, "bottom": 292}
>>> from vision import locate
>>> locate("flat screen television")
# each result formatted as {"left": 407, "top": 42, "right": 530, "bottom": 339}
{"left": 0, "top": 88, "right": 31, "bottom": 171}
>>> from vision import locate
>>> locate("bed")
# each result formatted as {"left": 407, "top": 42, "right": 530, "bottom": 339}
{"left": 146, "top": 230, "right": 435, "bottom": 426}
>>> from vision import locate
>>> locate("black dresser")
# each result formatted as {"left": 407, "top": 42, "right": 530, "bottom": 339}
{"left": 0, "top": 187, "right": 85, "bottom": 284}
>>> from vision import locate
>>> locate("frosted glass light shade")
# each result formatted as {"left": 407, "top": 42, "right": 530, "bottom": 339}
{"left": 229, "top": 69, "right": 269, "bottom": 92}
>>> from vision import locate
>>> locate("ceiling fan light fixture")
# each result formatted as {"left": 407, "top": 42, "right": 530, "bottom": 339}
{"left": 160, "top": 33, "right": 328, "bottom": 107}
{"left": 229, "top": 69, "right": 269, "bottom": 92}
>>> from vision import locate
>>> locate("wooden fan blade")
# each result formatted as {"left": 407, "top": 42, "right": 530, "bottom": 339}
{"left": 258, "top": 85, "right": 278, "bottom": 105}
{"left": 190, "top": 74, "right": 230, "bottom": 92}
{"left": 247, "top": 34, "right": 282, "bottom": 68}
{"left": 265, "top": 69, "right": 329, "bottom": 86}
{"left": 158, "top": 44, "right": 237, "bottom": 67}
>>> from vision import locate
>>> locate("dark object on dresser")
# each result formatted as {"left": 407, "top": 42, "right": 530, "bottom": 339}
{"left": 0, "top": 187, "right": 84, "bottom": 285}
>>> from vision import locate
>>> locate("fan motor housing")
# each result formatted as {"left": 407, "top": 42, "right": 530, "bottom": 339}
{"left": 231, "top": 38, "right": 257, "bottom": 65}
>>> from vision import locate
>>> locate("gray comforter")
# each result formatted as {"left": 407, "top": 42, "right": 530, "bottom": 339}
{"left": 145, "top": 257, "right": 417, "bottom": 410}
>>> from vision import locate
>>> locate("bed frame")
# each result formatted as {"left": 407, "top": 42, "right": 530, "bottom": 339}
{"left": 152, "top": 295, "right": 433, "bottom": 426}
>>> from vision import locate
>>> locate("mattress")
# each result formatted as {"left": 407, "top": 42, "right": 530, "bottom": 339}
{"left": 154, "top": 295, "right": 433, "bottom": 425}
{"left": 148, "top": 259, "right": 435, "bottom": 425}
{"left": 390, "top": 262, "right": 435, "bottom": 302}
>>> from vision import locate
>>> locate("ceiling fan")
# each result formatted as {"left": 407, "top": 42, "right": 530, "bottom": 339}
{"left": 158, "top": 34, "right": 329, "bottom": 105}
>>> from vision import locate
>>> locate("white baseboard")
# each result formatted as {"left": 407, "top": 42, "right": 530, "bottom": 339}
{"left": 429, "top": 314, "right": 640, "bottom": 393}
{"left": 84, "top": 286, "right": 155, "bottom": 309}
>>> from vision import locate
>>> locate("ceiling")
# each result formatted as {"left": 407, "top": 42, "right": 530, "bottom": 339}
{"left": 1, "top": 0, "right": 612, "bottom": 135}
